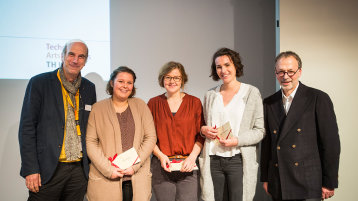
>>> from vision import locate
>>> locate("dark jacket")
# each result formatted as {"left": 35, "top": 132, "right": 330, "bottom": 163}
{"left": 19, "top": 69, "right": 96, "bottom": 184}
{"left": 260, "top": 83, "right": 340, "bottom": 200}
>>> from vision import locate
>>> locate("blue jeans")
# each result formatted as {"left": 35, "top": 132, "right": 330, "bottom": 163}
{"left": 210, "top": 154, "right": 243, "bottom": 201}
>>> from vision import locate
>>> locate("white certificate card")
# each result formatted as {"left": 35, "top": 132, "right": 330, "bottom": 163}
{"left": 112, "top": 147, "right": 141, "bottom": 170}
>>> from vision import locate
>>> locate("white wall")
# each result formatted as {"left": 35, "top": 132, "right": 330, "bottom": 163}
{"left": 111, "top": 0, "right": 234, "bottom": 102}
{"left": 110, "top": 0, "right": 276, "bottom": 101}
{"left": 0, "top": 80, "right": 29, "bottom": 200}
{"left": 280, "top": 0, "right": 358, "bottom": 200}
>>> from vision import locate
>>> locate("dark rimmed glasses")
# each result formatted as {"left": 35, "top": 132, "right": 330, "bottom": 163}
{"left": 164, "top": 76, "right": 182, "bottom": 82}
{"left": 275, "top": 68, "right": 300, "bottom": 77}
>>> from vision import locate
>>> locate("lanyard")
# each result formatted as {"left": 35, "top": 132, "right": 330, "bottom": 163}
{"left": 57, "top": 70, "right": 81, "bottom": 135}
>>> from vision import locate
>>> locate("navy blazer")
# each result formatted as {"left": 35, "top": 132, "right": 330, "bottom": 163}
{"left": 19, "top": 69, "right": 96, "bottom": 184}
{"left": 260, "top": 83, "right": 340, "bottom": 200}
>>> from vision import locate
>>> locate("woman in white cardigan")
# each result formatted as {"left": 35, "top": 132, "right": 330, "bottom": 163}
{"left": 199, "top": 48, "right": 265, "bottom": 201}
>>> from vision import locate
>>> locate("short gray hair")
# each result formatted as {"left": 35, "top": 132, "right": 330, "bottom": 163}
{"left": 61, "top": 39, "right": 89, "bottom": 58}
{"left": 275, "top": 51, "right": 302, "bottom": 69}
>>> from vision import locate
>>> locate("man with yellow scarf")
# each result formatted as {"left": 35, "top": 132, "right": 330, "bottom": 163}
{"left": 19, "top": 39, "right": 96, "bottom": 201}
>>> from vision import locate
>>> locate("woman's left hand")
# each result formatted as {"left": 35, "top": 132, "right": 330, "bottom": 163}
{"left": 219, "top": 137, "right": 238, "bottom": 147}
{"left": 122, "top": 167, "right": 135, "bottom": 176}
{"left": 180, "top": 155, "right": 197, "bottom": 172}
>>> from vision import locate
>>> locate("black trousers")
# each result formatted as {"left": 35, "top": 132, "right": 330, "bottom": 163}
{"left": 122, "top": 180, "right": 133, "bottom": 201}
{"left": 210, "top": 154, "right": 243, "bottom": 201}
{"left": 272, "top": 198, "right": 321, "bottom": 201}
{"left": 28, "top": 162, "right": 87, "bottom": 201}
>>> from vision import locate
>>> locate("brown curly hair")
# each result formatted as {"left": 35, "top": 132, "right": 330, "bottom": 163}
{"left": 210, "top": 48, "right": 244, "bottom": 81}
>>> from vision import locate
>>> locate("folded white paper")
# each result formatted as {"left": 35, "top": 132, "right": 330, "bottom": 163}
{"left": 216, "top": 121, "right": 233, "bottom": 141}
{"left": 112, "top": 147, "right": 141, "bottom": 170}
{"left": 169, "top": 159, "right": 198, "bottom": 172}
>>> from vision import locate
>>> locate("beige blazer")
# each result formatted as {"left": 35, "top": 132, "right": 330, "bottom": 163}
{"left": 86, "top": 98, "right": 157, "bottom": 201}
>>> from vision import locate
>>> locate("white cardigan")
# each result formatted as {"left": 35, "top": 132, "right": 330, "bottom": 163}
{"left": 199, "top": 84, "right": 265, "bottom": 201}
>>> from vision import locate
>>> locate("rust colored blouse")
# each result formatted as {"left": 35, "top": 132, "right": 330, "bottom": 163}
{"left": 148, "top": 93, "right": 205, "bottom": 156}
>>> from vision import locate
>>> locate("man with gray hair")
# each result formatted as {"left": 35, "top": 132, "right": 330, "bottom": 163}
{"left": 19, "top": 39, "right": 96, "bottom": 200}
{"left": 260, "top": 51, "right": 340, "bottom": 201}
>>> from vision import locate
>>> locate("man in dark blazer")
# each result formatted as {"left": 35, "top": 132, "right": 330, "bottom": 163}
{"left": 260, "top": 51, "right": 340, "bottom": 201}
{"left": 18, "top": 39, "right": 96, "bottom": 201}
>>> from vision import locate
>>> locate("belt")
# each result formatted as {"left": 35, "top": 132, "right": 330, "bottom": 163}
{"left": 59, "top": 161, "right": 82, "bottom": 165}
{"left": 168, "top": 155, "right": 188, "bottom": 159}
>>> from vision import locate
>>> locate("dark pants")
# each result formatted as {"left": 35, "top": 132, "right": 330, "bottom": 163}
{"left": 28, "top": 162, "right": 87, "bottom": 201}
{"left": 151, "top": 157, "right": 200, "bottom": 201}
{"left": 272, "top": 198, "right": 321, "bottom": 201}
{"left": 122, "top": 180, "right": 133, "bottom": 201}
{"left": 210, "top": 154, "right": 243, "bottom": 201}
{"left": 270, "top": 168, "right": 321, "bottom": 201}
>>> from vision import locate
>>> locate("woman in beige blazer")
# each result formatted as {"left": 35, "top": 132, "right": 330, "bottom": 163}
{"left": 86, "top": 66, "right": 157, "bottom": 201}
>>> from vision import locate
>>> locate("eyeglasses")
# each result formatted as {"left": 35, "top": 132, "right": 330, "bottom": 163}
{"left": 164, "top": 76, "right": 182, "bottom": 82}
{"left": 275, "top": 68, "right": 300, "bottom": 77}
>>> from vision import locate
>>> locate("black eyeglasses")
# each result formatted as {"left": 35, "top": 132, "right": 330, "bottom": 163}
{"left": 164, "top": 76, "right": 182, "bottom": 82}
{"left": 275, "top": 68, "right": 300, "bottom": 77}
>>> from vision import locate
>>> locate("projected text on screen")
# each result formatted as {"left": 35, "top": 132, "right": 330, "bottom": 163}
{"left": 0, "top": 0, "right": 110, "bottom": 80}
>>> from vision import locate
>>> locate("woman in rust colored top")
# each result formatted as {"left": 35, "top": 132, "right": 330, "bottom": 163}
{"left": 148, "top": 61, "right": 205, "bottom": 201}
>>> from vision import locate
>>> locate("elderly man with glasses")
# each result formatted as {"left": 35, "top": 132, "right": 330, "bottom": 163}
{"left": 260, "top": 51, "right": 340, "bottom": 201}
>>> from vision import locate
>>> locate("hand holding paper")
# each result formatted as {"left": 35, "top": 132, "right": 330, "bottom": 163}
{"left": 181, "top": 156, "right": 197, "bottom": 172}
{"left": 216, "top": 121, "right": 233, "bottom": 141}
{"left": 122, "top": 167, "right": 134, "bottom": 176}
{"left": 159, "top": 154, "right": 171, "bottom": 172}
{"left": 200, "top": 125, "right": 218, "bottom": 139}
{"left": 219, "top": 137, "right": 238, "bottom": 147}
{"left": 110, "top": 168, "right": 124, "bottom": 179}
{"left": 168, "top": 158, "right": 198, "bottom": 172}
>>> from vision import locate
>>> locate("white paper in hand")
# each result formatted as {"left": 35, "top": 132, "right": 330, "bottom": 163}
{"left": 112, "top": 147, "right": 141, "bottom": 170}
{"left": 217, "top": 121, "right": 233, "bottom": 140}
{"left": 169, "top": 159, "right": 199, "bottom": 172}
